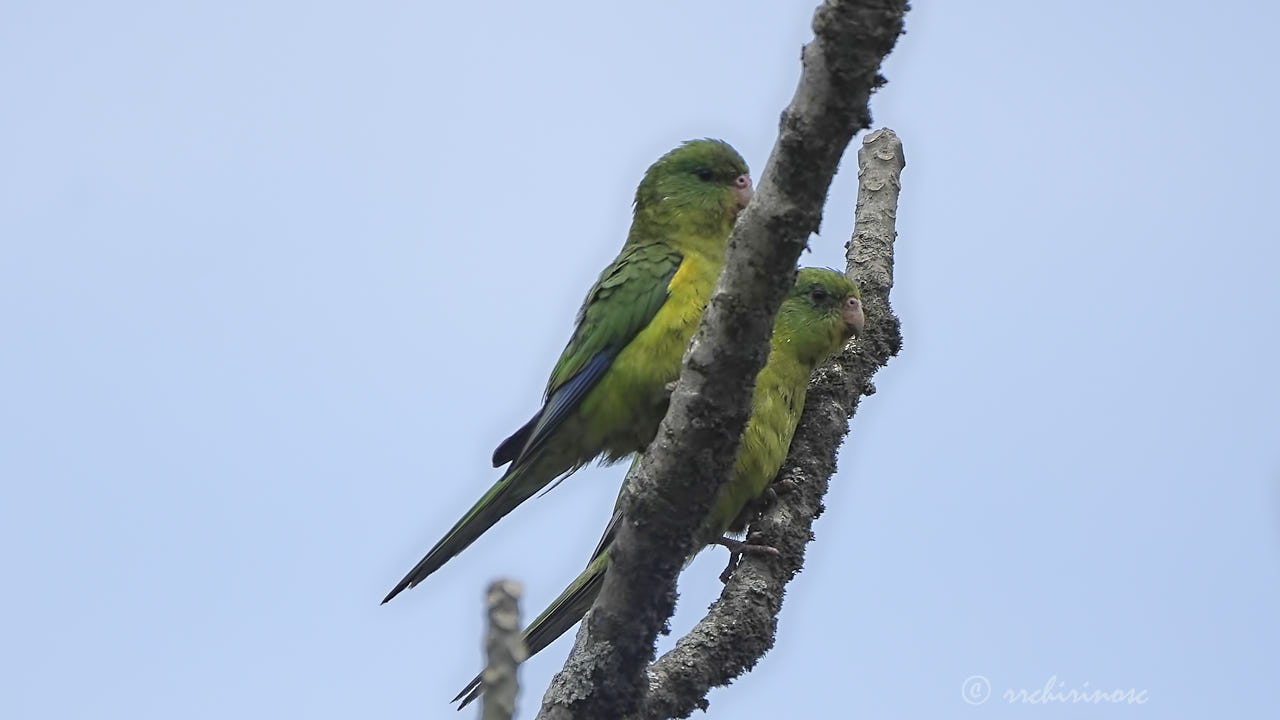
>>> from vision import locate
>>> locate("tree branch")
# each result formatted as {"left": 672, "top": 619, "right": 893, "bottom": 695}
{"left": 629, "top": 128, "right": 905, "bottom": 720}
{"left": 535, "top": 2, "right": 908, "bottom": 718}
{"left": 481, "top": 579, "right": 526, "bottom": 720}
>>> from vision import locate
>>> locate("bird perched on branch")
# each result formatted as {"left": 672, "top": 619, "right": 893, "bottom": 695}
{"left": 454, "top": 267, "right": 866, "bottom": 707}
{"left": 383, "top": 140, "right": 753, "bottom": 604}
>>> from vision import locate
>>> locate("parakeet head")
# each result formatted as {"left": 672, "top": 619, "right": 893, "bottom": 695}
{"left": 634, "top": 139, "right": 753, "bottom": 222}
{"left": 775, "top": 268, "right": 865, "bottom": 367}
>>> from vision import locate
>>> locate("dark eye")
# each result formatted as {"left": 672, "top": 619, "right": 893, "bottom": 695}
{"left": 810, "top": 288, "right": 830, "bottom": 303}
{"left": 694, "top": 168, "right": 714, "bottom": 182}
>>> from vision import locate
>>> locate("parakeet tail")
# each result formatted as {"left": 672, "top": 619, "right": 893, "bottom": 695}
{"left": 381, "top": 464, "right": 548, "bottom": 604}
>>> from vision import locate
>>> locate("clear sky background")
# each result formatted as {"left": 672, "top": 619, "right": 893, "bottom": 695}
{"left": 2, "top": 2, "right": 1277, "bottom": 718}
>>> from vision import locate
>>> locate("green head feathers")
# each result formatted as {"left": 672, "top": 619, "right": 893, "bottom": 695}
{"left": 633, "top": 139, "right": 752, "bottom": 223}
{"left": 774, "top": 268, "right": 865, "bottom": 366}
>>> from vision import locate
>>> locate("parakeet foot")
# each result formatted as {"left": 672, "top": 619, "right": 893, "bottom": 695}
{"left": 760, "top": 477, "right": 799, "bottom": 506}
{"left": 733, "top": 477, "right": 799, "bottom": 529}
{"left": 712, "top": 536, "right": 779, "bottom": 583}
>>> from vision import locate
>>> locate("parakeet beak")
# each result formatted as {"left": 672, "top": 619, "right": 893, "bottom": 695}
{"left": 734, "top": 174, "right": 753, "bottom": 210}
{"left": 843, "top": 296, "right": 866, "bottom": 339}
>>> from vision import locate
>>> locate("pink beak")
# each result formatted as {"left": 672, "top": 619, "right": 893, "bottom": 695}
{"left": 734, "top": 174, "right": 754, "bottom": 210}
{"left": 843, "top": 296, "right": 866, "bottom": 339}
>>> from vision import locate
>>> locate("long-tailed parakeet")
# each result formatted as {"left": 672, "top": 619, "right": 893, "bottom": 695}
{"left": 453, "top": 267, "right": 866, "bottom": 705}
{"left": 383, "top": 140, "right": 753, "bottom": 603}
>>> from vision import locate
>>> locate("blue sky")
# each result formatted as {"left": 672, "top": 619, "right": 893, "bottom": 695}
{"left": 2, "top": 2, "right": 1277, "bottom": 718}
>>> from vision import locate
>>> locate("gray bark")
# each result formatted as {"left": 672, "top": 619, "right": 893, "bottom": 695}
{"left": 481, "top": 580, "right": 526, "bottom": 720}
{"left": 534, "top": 2, "right": 909, "bottom": 719}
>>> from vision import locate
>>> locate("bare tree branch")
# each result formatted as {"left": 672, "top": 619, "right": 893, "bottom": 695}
{"left": 535, "top": 3, "right": 908, "bottom": 719}
{"left": 481, "top": 579, "right": 526, "bottom": 720}
{"left": 628, "top": 128, "right": 906, "bottom": 720}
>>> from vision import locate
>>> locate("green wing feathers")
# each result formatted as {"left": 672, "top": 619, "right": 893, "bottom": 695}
{"left": 547, "top": 245, "right": 683, "bottom": 396}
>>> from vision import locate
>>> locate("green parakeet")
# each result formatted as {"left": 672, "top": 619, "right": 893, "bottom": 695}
{"left": 453, "top": 268, "right": 866, "bottom": 706}
{"left": 383, "top": 140, "right": 753, "bottom": 603}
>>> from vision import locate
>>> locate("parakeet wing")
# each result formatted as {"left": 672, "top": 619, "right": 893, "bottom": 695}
{"left": 492, "top": 244, "right": 683, "bottom": 467}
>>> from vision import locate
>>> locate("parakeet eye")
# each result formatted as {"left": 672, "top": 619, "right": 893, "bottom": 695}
{"left": 810, "top": 288, "right": 830, "bottom": 304}
{"left": 694, "top": 168, "right": 714, "bottom": 182}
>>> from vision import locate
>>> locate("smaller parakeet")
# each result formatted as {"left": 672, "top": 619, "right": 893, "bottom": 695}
{"left": 453, "top": 267, "right": 866, "bottom": 707}
{"left": 382, "top": 140, "right": 752, "bottom": 604}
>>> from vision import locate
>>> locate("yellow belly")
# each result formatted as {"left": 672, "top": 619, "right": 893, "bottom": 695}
{"left": 577, "top": 252, "right": 719, "bottom": 461}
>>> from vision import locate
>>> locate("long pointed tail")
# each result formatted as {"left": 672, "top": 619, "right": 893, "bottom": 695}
{"left": 453, "top": 552, "right": 610, "bottom": 708}
{"left": 382, "top": 463, "right": 549, "bottom": 604}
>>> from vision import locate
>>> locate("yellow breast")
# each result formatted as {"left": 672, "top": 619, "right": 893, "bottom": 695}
{"left": 576, "top": 252, "right": 720, "bottom": 460}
